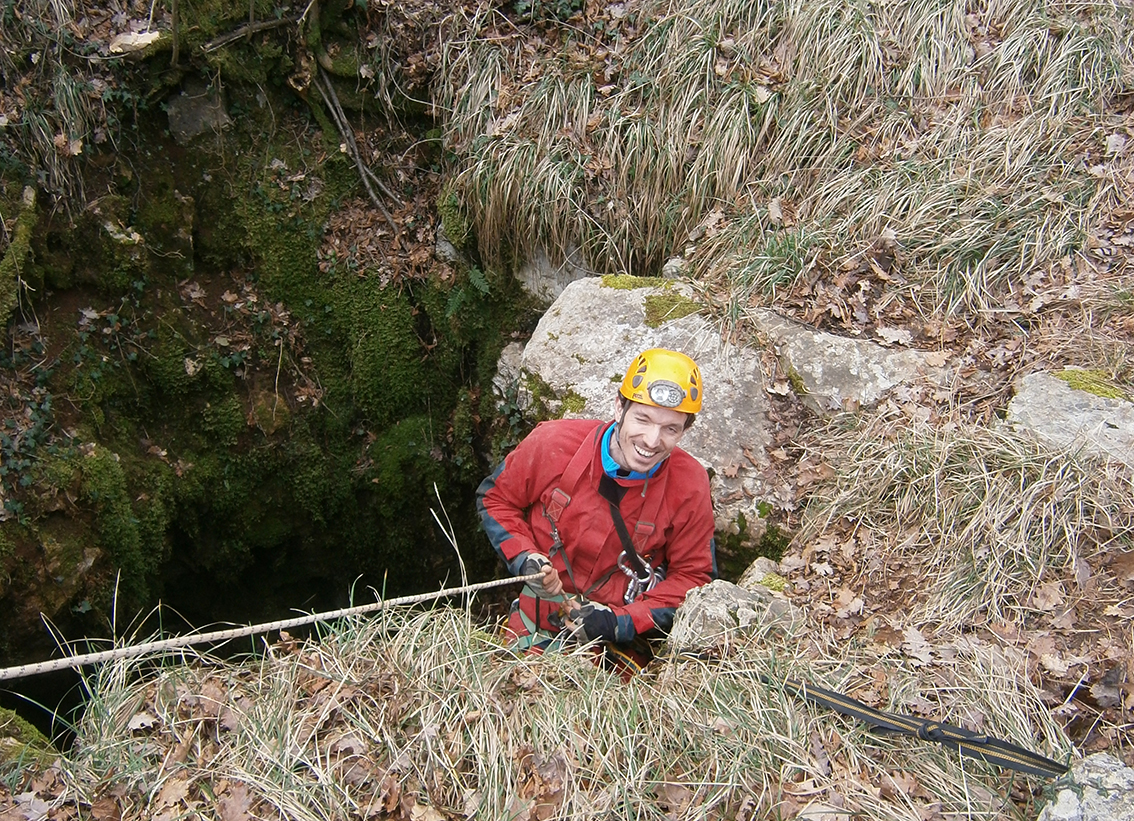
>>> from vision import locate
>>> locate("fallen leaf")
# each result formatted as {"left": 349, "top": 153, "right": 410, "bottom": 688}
{"left": 153, "top": 777, "right": 189, "bottom": 810}
{"left": 657, "top": 782, "right": 694, "bottom": 817}
{"left": 901, "top": 627, "right": 934, "bottom": 666}
{"left": 13, "top": 793, "right": 50, "bottom": 821}
{"left": 1039, "top": 653, "right": 1070, "bottom": 676}
{"left": 1030, "top": 580, "right": 1065, "bottom": 612}
{"left": 1089, "top": 683, "right": 1122, "bottom": 709}
{"left": 217, "top": 783, "right": 253, "bottom": 821}
{"left": 834, "top": 587, "right": 864, "bottom": 619}
{"left": 876, "top": 326, "right": 913, "bottom": 346}
{"left": 89, "top": 797, "right": 121, "bottom": 821}
{"left": 127, "top": 712, "right": 157, "bottom": 731}
{"left": 871, "top": 625, "right": 903, "bottom": 647}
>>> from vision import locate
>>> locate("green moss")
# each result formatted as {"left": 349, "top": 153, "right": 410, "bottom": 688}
{"left": 144, "top": 324, "right": 195, "bottom": 398}
{"left": 756, "top": 523, "right": 791, "bottom": 562}
{"left": 437, "top": 184, "right": 471, "bottom": 251}
{"left": 0, "top": 187, "right": 37, "bottom": 324}
{"left": 560, "top": 390, "right": 586, "bottom": 415}
{"left": 1054, "top": 368, "right": 1132, "bottom": 402}
{"left": 757, "top": 572, "right": 787, "bottom": 592}
{"left": 522, "top": 371, "right": 558, "bottom": 421}
{"left": 201, "top": 395, "right": 246, "bottom": 446}
{"left": 601, "top": 274, "right": 668, "bottom": 289}
{"left": 80, "top": 446, "right": 148, "bottom": 604}
{"left": 787, "top": 367, "right": 808, "bottom": 395}
{"left": 643, "top": 291, "right": 702, "bottom": 328}
{"left": 251, "top": 388, "right": 290, "bottom": 434}
{"left": 715, "top": 513, "right": 791, "bottom": 581}
{"left": 0, "top": 706, "right": 56, "bottom": 767}
{"left": 336, "top": 281, "right": 425, "bottom": 427}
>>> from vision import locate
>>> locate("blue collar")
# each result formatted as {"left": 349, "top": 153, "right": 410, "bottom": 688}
{"left": 601, "top": 423, "right": 661, "bottom": 481}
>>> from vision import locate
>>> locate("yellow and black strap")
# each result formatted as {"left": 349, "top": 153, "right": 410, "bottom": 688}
{"left": 774, "top": 676, "right": 1068, "bottom": 778}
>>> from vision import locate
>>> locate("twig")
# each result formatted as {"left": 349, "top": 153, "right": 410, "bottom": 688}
{"left": 313, "top": 68, "right": 399, "bottom": 234}
{"left": 202, "top": 14, "right": 301, "bottom": 53}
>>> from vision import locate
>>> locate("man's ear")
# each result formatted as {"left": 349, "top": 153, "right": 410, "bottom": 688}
{"left": 613, "top": 394, "right": 626, "bottom": 420}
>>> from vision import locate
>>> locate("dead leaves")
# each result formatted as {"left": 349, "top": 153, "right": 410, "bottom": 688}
{"left": 509, "top": 746, "right": 572, "bottom": 821}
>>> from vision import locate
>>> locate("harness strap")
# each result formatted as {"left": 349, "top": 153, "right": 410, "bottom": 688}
{"left": 598, "top": 474, "right": 648, "bottom": 580}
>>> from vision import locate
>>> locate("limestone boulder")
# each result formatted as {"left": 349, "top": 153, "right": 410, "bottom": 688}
{"left": 515, "top": 246, "right": 594, "bottom": 304}
{"left": 750, "top": 307, "right": 947, "bottom": 415}
{"left": 1007, "top": 370, "right": 1134, "bottom": 468}
{"left": 667, "top": 579, "right": 802, "bottom": 653}
{"left": 1037, "top": 753, "right": 1134, "bottom": 821}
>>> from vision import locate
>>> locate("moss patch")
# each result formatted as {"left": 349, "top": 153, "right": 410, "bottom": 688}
{"left": 0, "top": 707, "right": 55, "bottom": 766}
{"left": 437, "top": 184, "right": 471, "bottom": 251}
{"left": 0, "top": 187, "right": 37, "bottom": 324}
{"left": 643, "top": 291, "right": 702, "bottom": 328}
{"left": 756, "top": 572, "right": 787, "bottom": 592}
{"left": 1055, "top": 368, "right": 1132, "bottom": 402}
{"left": 560, "top": 389, "right": 586, "bottom": 415}
{"left": 601, "top": 274, "right": 668, "bottom": 289}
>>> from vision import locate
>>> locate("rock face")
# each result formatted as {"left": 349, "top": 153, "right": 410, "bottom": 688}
{"left": 751, "top": 308, "right": 947, "bottom": 414}
{"left": 166, "top": 80, "right": 232, "bottom": 145}
{"left": 1007, "top": 371, "right": 1134, "bottom": 468}
{"left": 504, "top": 276, "right": 956, "bottom": 535}
{"left": 499, "top": 275, "right": 1133, "bottom": 546}
{"left": 515, "top": 246, "right": 594, "bottom": 303}
{"left": 1037, "top": 753, "right": 1134, "bottom": 821}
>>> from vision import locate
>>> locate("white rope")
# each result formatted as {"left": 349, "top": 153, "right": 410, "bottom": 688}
{"left": 0, "top": 573, "right": 544, "bottom": 682}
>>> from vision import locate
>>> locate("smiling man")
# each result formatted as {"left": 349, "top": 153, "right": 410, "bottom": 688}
{"left": 477, "top": 348, "right": 717, "bottom": 676}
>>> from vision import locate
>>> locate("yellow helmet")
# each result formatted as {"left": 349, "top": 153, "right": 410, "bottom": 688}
{"left": 619, "top": 348, "right": 703, "bottom": 414}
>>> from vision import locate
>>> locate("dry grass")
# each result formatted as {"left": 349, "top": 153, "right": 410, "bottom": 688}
{"left": 26, "top": 600, "right": 1070, "bottom": 820}
{"left": 797, "top": 416, "right": 1134, "bottom": 629}
{"left": 436, "top": 0, "right": 1129, "bottom": 335}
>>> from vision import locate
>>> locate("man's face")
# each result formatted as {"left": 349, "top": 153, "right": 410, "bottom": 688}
{"left": 611, "top": 400, "right": 688, "bottom": 473}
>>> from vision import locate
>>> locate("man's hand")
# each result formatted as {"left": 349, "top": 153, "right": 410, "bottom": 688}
{"left": 564, "top": 600, "right": 618, "bottom": 643}
{"left": 520, "top": 553, "right": 564, "bottom": 598}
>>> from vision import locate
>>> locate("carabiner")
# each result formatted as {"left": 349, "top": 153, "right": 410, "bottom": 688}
{"left": 618, "top": 551, "right": 654, "bottom": 604}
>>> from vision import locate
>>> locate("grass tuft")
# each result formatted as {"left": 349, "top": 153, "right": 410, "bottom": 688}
{"left": 798, "top": 416, "right": 1134, "bottom": 628}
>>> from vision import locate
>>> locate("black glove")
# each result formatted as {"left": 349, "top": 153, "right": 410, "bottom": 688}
{"left": 567, "top": 601, "right": 619, "bottom": 643}
{"left": 520, "top": 553, "right": 555, "bottom": 597}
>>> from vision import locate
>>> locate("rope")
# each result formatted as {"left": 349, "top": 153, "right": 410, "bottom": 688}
{"left": 0, "top": 573, "right": 544, "bottom": 683}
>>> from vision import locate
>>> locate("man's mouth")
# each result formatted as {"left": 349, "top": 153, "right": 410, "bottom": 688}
{"left": 633, "top": 445, "right": 658, "bottom": 461}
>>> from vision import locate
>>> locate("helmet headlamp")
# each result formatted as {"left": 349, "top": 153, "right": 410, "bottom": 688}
{"left": 647, "top": 380, "right": 685, "bottom": 409}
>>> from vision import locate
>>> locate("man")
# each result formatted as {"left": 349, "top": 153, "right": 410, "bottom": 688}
{"left": 477, "top": 348, "right": 717, "bottom": 675}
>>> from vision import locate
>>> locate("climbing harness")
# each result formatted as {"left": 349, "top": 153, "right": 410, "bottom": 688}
{"left": 0, "top": 572, "right": 545, "bottom": 683}
{"left": 771, "top": 675, "right": 1068, "bottom": 778}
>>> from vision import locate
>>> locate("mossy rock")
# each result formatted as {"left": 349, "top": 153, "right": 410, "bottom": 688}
{"left": 437, "top": 184, "right": 471, "bottom": 251}
{"left": 600, "top": 274, "right": 668, "bottom": 290}
{"left": 0, "top": 707, "right": 56, "bottom": 767}
{"left": 1055, "top": 368, "right": 1132, "bottom": 402}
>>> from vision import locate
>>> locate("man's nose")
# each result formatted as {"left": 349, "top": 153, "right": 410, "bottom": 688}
{"left": 642, "top": 425, "right": 662, "bottom": 448}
